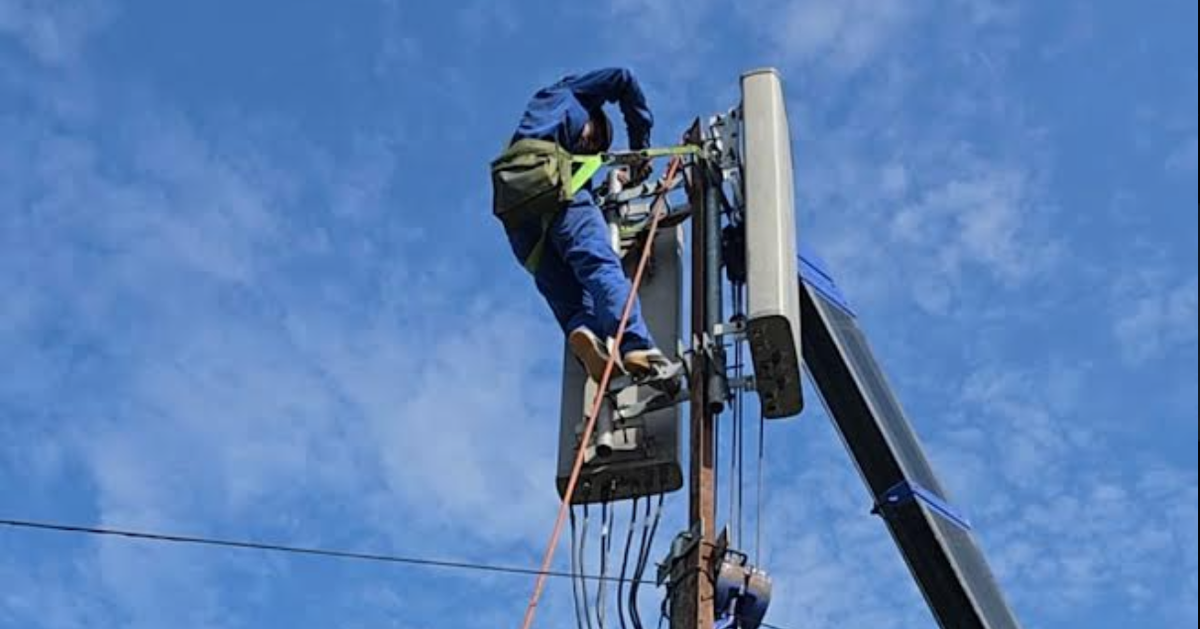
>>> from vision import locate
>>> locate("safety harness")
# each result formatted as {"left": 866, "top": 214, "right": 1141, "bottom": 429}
{"left": 491, "top": 142, "right": 700, "bottom": 273}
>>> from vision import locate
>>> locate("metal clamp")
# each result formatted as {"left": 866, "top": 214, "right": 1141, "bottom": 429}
{"left": 873, "top": 480, "right": 974, "bottom": 532}
{"left": 712, "top": 319, "right": 747, "bottom": 339}
{"left": 726, "top": 374, "right": 756, "bottom": 392}
{"left": 657, "top": 523, "right": 702, "bottom": 587}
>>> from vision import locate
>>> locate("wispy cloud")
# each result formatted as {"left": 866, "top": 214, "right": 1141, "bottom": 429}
{"left": 760, "top": 420, "right": 933, "bottom": 628}
{"left": 2, "top": 2, "right": 1195, "bottom": 628}
{"left": 794, "top": 129, "right": 1062, "bottom": 318}
{"left": 372, "top": 0, "right": 421, "bottom": 78}
{"left": 0, "top": 0, "right": 113, "bottom": 68}
{"left": 1, "top": 33, "right": 566, "bottom": 626}
{"left": 0, "top": 559, "right": 110, "bottom": 629}
{"left": 606, "top": 0, "right": 715, "bottom": 61}
{"left": 953, "top": 0, "right": 1022, "bottom": 29}
{"left": 889, "top": 165, "right": 1062, "bottom": 314}
{"left": 726, "top": 0, "right": 1067, "bottom": 321}
{"left": 927, "top": 362, "right": 1198, "bottom": 625}
{"left": 456, "top": 0, "right": 520, "bottom": 42}
{"left": 1166, "top": 133, "right": 1199, "bottom": 177}
{"left": 763, "top": 0, "right": 920, "bottom": 75}
{"left": 288, "top": 284, "right": 562, "bottom": 546}
{"left": 1112, "top": 268, "right": 1198, "bottom": 365}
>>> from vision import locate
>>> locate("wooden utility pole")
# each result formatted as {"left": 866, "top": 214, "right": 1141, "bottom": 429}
{"left": 671, "top": 123, "right": 717, "bottom": 629}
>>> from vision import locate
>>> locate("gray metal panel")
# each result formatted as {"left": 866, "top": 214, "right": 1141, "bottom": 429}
{"left": 741, "top": 68, "right": 802, "bottom": 419}
{"left": 800, "top": 279, "right": 1023, "bottom": 629}
{"left": 555, "top": 224, "right": 685, "bottom": 504}
{"left": 814, "top": 292, "right": 946, "bottom": 493}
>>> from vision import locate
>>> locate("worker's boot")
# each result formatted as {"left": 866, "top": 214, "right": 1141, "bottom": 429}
{"left": 569, "top": 327, "right": 617, "bottom": 382}
{"left": 622, "top": 347, "right": 674, "bottom": 380}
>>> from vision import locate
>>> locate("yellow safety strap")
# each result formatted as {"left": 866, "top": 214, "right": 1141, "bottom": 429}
{"left": 524, "top": 144, "right": 701, "bottom": 275}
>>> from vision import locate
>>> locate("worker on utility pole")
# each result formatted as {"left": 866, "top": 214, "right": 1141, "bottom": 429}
{"left": 491, "top": 67, "right": 671, "bottom": 382}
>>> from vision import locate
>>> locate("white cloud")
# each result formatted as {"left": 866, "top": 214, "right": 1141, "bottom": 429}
{"left": 951, "top": 365, "right": 1087, "bottom": 490}
{"left": 880, "top": 162, "right": 910, "bottom": 198}
{"left": 3, "top": 122, "right": 326, "bottom": 629}
{"left": 954, "top": 0, "right": 1022, "bottom": 29}
{"left": 891, "top": 167, "right": 1059, "bottom": 296}
{"left": 927, "top": 362, "right": 1199, "bottom": 624}
{"left": 288, "top": 286, "right": 563, "bottom": 547}
{"left": 0, "top": 0, "right": 113, "bottom": 68}
{"left": 744, "top": 352, "right": 1200, "bottom": 628}
{"left": 810, "top": 148, "right": 1061, "bottom": 316}
{"left": 759, "top": 0, "right": 1060, "bottom": 320}
{"left": 2, "top": 47, "right": 567, "bottom": 627}
{"left": 1113, "top": 272, "right": 1198, "bottom": 365}
{"left": 1039, "top": 1, "right": 1096, "bottom": 60}
{"left": 1166, "top": 134, "right": 1199, "bottom": 177}
{"left": 3, "top": 2, "right": 1195, "bottom": 628}
{"left": 456, "top": 0, "right": 520, "bottom": 42}
{"left": 373, "top": 0, "right": 421, "bottom": 78}
{"left": 755, "top": 412, "right": 933, "bottom": 628}
{"left": 607, "top": 0, "right": 713, "bottom": 60}
{"left": 753, "top": 0, "right": 921, "bottom": 75}
{"left": 595, "top": 0, "right": 726, "bottom": 93}
{"left": 0, "top": 560, "right": 109, "bottom": 629}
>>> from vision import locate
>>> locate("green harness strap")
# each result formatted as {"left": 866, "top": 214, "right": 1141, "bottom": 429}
{"left": 604, "top": 145, "right": 703, "bottom": 162}
{"left": 522, "top": 144, "right": 701, "bottom": 274}
{"left": 521, "top": 158, "right": 594, "bottom": 274}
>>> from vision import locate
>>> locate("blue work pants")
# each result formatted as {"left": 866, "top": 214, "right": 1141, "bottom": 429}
{"left": 506, "top": 195, "right": 655, "bottom": 354}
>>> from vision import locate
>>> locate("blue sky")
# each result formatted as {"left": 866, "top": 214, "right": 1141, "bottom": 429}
{"left": 0, "top": 1, "right": 1195, "bottom": 628}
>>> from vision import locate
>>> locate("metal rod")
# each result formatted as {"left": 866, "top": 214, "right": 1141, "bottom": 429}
{"left": 705, "top": 157, "right": 727, "bottom": 414}
{"left": 756, "top": 407, "right": 766, "bottom": 567}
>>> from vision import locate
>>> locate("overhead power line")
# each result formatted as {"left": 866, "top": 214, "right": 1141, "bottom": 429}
{"left": 0, "top": 516, "right": 644, "bottom": 585}
{"left": 2, "top": 516, "right": 799, "bottom": 629}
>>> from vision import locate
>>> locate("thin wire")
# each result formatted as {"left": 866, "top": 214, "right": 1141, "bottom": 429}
{"left": 570, "top": 507, "right": 586, "bottom": 629}
{"left": 657, "top": 578, "right": 672, "bottom": 627}
{"left": 630, "top": 493, "right": 663, "bottom": 629}
{"left": 617, "top": 498, "right": 638, "bottom": 629}
{"left": 596, "top": 501, "right": 612, "bottom": 629}
{"left": 0, "top": 517, "right": 651, "bottom": 585}
{"left": 581, "top": 504, "right": 594, "bottom": 629}
{"left": 628, "top": 496, "right": 653, "bottom": 629}
{"left": 640, "top": 496, "right": 665, "bottom": 590}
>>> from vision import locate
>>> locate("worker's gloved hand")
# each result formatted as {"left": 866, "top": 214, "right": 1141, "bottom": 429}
{"left": 625, "top": 157, "right": 653, "bottom": 187}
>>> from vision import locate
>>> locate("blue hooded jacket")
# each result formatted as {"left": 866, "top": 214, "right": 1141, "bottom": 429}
{"left": 511, "top": 67, "right": 654, "bottom": 152}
